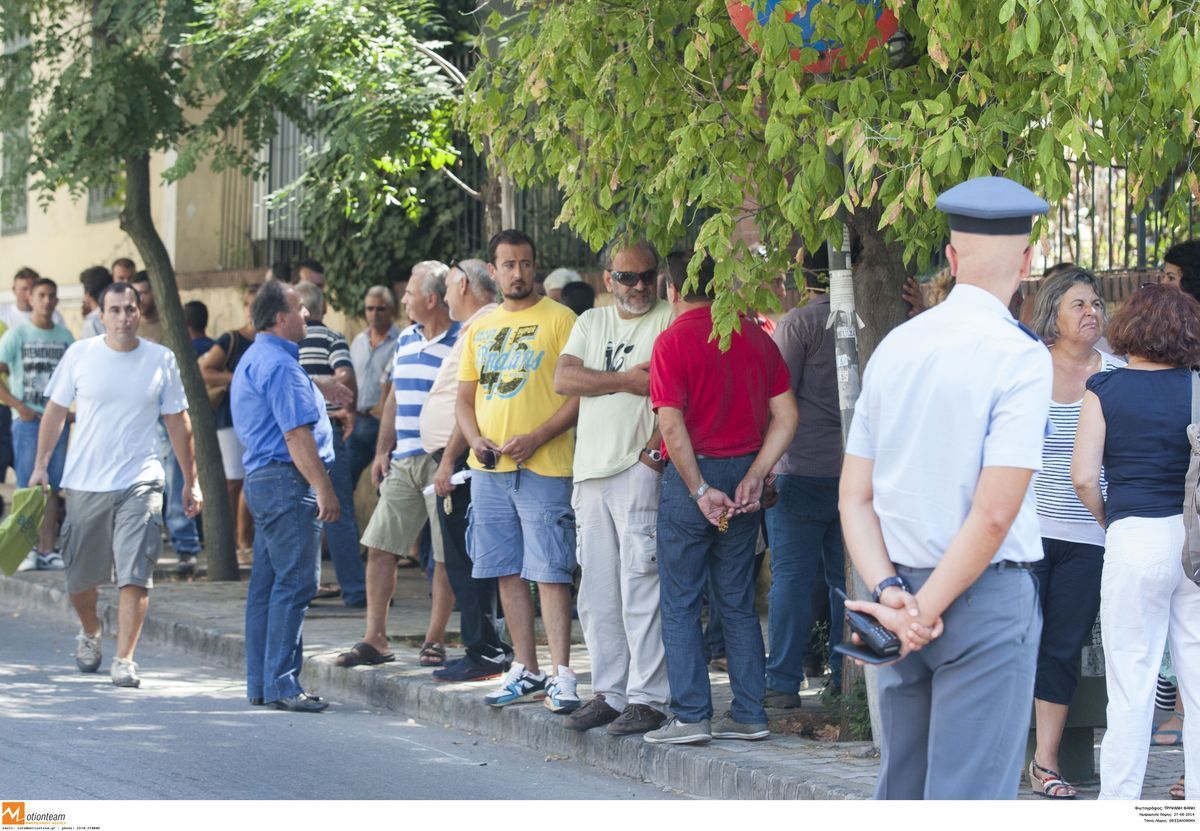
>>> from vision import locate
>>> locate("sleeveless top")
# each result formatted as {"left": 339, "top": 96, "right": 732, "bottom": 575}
{"left": 1087, "top": 366, "right": 1191, "bottom": 527}
{"left": 1034, "top": 351, "right": 1124, "bottom": 545}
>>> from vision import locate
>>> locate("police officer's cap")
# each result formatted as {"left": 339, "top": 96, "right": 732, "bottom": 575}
{"left": 936, "top": 176, "right": 1049, "bottom": 236}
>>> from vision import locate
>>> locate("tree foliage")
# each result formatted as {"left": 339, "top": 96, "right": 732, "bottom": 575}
{"left": 464, "top": 0, "right": 1200, "bottom": 344}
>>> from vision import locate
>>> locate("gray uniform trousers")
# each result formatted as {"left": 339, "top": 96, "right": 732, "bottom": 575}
{"left": 874, "top": 563, "right": 1042, "bottom": 800}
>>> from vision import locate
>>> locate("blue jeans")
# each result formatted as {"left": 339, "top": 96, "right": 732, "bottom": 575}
{"left": 13, "top": 415, "right": 68, "bottom": 488}
{"left": 324, "top": 429, "right": 365, "bottom": 605}
{"left": 243, "top": 462, "right": 322, "bottom": 702}
{"left": 765, "top": 474, "right": 845, "bottom": 692}
{"left": 159, "top": 421, "right": 200, "bottom": 555}
{"left": 345, "top": 414, "right": 380, "bottom": 491}
{"left": 657, "top": 456, "right": 766, "bottom": 724}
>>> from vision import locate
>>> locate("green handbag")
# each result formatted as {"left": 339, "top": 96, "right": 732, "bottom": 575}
{"left": 0, "top": 486, "right": 48, "bottom": 576}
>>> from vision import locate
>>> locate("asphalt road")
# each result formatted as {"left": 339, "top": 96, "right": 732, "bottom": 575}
{"left": 0, "top": 604, "right": 681, "bottom": 801}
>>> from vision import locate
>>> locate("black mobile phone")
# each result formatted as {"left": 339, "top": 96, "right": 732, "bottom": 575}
{"left": 478, "top": 448, "right": 498, "bottom": 470}
{"left": 832, "top": 641, "right": 897, "bottom": 666}
{"left": 833, "top": 587, "right": 901, "bottom": 658}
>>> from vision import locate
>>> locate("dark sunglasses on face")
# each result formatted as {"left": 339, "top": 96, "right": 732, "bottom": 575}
{"left": 610, "top": 269, "right": 657, "bottom": 287}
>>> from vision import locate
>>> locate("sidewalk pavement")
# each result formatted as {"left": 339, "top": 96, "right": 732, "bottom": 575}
{"left": 0, "top": 549, "right": 1185, "bottom": 800}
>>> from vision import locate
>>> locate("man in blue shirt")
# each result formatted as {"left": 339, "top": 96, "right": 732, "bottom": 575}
{"left": 232, "top": 280, "right": 338, "bottom": 713}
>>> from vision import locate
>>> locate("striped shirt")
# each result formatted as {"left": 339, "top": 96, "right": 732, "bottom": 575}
{"left": 392, "top": 321, "right": 461, "bottom": 458}
{"left": 1034, "top": 351, "right": 1125, "bottom": 545}
{"left": 299, "top": 322, "right": 353, "bottom": 413}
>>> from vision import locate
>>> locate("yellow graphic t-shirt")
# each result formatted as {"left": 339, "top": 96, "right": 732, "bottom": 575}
{"left": 458, "top": 297, "right": 577, "bottom": 477}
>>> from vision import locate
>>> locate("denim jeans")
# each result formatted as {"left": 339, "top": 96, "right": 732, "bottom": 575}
{"left": 438, "top": 452, "right": 512, "bottom": 670}
{"left": 243, "top": 462, "right": 322, "bottom": 702}
{"left": 158, "top": 421, "right": 200, "bottom": 555}
{"left": 13, "top": 415, "right": 68, "bottom": 488}
{"left": 0, "top": 405, "right": 12, "bottom": 482}
{"left": 657, "top": 456, "right": 766, "bottom": 724}
{"left": 765, "top": 474, "right": 845, "bottom": 692}
{"left": 324, "top": 429, "right": 366, "bottom": 605}
{"left": 345, "top": 414, "right": 380, "bottom": 492}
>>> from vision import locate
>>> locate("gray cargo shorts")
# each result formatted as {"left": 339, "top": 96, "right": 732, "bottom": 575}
{"left": 61, "top": 481, "right": 165, "bottom": 593}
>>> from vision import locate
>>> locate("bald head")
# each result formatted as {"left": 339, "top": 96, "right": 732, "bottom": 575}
{"left": 946, "top": 231, "right": 1033, "bottom": 305}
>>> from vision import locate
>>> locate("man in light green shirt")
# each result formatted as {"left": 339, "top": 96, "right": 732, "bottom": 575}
{"left": 553, "top": 240, "right": 673, "bottom": 736}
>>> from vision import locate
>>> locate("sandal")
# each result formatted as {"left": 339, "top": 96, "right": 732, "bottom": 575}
{"left": 334, "top": 641, "right": 396, "bottom": 668}
{"left": 419, "top": 641, "right": 446, "bottom": 667}
{"left": 1171, "top": 776, "right": 1186, "bottom": 800}
{"left": 1028, "top": 759, "right": 1077, "bottom": 799}
{"left": 1153, "top": 713, "right": 1184, "bottom": 746}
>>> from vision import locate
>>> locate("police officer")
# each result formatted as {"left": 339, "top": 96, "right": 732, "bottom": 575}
{"left": 839, "top": 176, "right": 1053, "bottom": 799}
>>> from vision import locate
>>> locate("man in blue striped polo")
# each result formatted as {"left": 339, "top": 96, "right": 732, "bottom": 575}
{"left": 334, "top": 261, "right": 461, "bottom": 668}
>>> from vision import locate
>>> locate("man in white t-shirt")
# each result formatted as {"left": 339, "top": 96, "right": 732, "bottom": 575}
{"left": 31, "top": 282, "right": 201, "bottom": 689}
{"left": 0, "top": 267, "right": 67, "bottom": 329}
{"left": 553, "top": 240, "right": 674, "bottom": 736}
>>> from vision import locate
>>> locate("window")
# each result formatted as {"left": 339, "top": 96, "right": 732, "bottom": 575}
{"left": 0, "top": 125, "right": 28, "bottom": 236}
{"left": 86, "top": 182, "right": 120, "bottom": 223}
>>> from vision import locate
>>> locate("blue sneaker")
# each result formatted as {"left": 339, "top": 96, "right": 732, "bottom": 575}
{"left": 483, "top": 662, "right": 546, "bottom": 707}
{"left": 544, "top": 665, "right": 581, "bottom": 713}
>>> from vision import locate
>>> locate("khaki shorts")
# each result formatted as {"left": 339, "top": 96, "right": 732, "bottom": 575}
{"left": 361, "top": 454, "right": 443, "bottom": 562}
{"left": 61, "top": 482, "right": 165, "bottom": 593}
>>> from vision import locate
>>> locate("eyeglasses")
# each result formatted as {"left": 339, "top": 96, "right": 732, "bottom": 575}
{"left": 610, "top": 269, "right": 657, "bottom": 287}
{"left": 364, "top": 305, "right": 390, "bottom": 312}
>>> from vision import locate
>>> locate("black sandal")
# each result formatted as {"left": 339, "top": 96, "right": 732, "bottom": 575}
{"left": 419, "top": 642, "right": 446, "bottom": 667}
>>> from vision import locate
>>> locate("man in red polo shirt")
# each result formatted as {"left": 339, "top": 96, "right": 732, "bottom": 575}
{"left": 644, "top": 255, "right": 798, "bottom": 745}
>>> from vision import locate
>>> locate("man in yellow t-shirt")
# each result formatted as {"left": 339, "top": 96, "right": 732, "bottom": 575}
{"left": 456, "top": 229, "right": 580, "bottom": 712}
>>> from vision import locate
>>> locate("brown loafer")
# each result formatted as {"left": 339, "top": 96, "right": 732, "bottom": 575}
{"left": 564, "top": 694, "right": 620, "bottom": 731}
{"left": 607, "top": 703, "right": 667, "bottom": 736}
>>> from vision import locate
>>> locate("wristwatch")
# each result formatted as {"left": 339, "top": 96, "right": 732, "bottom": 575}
{"left": 872, "top": 575, "right": 913, "bottom": 603}
{"left": 641, "top": 447, "right": 663, "bottom": 463}
{"left": 691, "top": 482, "right": 711, "bottom": 501}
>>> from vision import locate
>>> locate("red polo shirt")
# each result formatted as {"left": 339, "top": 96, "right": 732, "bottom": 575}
{"left": 650, "top": 306, "right": 791, "bottom": 458}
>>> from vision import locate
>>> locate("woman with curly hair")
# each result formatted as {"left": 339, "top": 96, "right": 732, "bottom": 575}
{"left": 1073, "top": 283, "right": 1200, "bottom": 799}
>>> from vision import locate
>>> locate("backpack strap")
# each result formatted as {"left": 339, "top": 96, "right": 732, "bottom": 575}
{"left": 1192, "top": 369, "right": 1200, "bottom": 425}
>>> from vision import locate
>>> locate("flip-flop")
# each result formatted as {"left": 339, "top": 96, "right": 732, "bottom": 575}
{"left": 1152, "top": 727, "right": 1184, "bottom": 747}
{"left": 334, "top": 641, "right": 395, "bottom": 668}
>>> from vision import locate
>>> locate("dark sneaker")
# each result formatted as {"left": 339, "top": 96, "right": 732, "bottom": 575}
{"left": 644, "top": 716, "right": 711, "bottom": 745}
{"left": 432, "top": 656, "right": 505, "bottom": 683}
{"left": 564, "top": 694, "right": 620, "bottom": 731}
{"left": 175, "top": 554, "right": 197, "bottom": 577}
{"left": 712, "top": 712, "right": 769, "bottom": 740}
{"left": 607, "top": 703, "right": 667, "bottom": 736}
{"left": 763, "top": 688, "right": 802, "bottom": 709}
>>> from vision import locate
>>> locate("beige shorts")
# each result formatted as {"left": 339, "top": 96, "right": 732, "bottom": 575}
{"left": 360, "top": 454, "right": 443, "bottom": 562}
{"left": 61, "top": 482, "right": 165, "bottom": 593}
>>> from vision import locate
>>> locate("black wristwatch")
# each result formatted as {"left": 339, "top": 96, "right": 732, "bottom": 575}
{"left": 641, "top": 447, "right": 663, "bottom": 463}
{"left": 872, "top": 575, "right": 912, "bottom": 603}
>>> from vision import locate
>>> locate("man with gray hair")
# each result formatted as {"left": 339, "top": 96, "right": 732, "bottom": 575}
{"left": 554, "top": 240, "right": 673, "bottom": 734}
{"left": 347, "top": 285, "right": 400, "bottom": 489}
{"left": 295, "top": 281, "right": 366, "bottom": 608}
{"left": 423, "top": 260, "right": 515, "bottom": 681}
{"left": 335, "top": 260, "right": 462, "bottom": 669}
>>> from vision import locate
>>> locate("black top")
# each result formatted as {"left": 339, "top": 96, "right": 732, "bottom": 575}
{"left": 1088, "top": 366, "right": 1190, "bottom": 526}
{"left": 214, "top": 330, "right": 255, "bottom": 429}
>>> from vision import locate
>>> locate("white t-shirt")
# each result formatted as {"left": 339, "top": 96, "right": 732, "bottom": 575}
{"left": 0, "top": 304, "right": 67, "bottom": 330}
{"left": 45, "top": 337, "right": 188, "bottom": 492}
{"left": 562, "top": 300, "right": 673, "bottom": 483}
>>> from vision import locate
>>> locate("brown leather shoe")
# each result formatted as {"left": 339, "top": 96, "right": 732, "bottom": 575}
{"left": 607, "top": 703, "right": 667, "bottom": 736}
{"left": 564, "top": 694, "right": 620, "bottom": 731}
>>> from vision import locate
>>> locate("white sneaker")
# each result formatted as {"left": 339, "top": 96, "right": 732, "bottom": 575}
{"left": 36, "top": 551, "right": 65, "bottom": 570}
{"left": 483, "top": 662, "right": 546, "bottom": 707}
{"left": 544, "top": 665, "right": 581, "bottom": 713}
{"left": 16, "top": 549, "right": 37, "bottom": 572}
{"left": 75, "top": 629, "right": 102, "bottom": 673}
{"left": 111, "top": 657, "right": 141, "bottom": 688}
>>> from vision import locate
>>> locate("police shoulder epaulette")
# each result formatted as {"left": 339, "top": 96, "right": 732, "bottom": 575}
{"left": 1012, "top": 320, "right": 1040, "bottom": 341}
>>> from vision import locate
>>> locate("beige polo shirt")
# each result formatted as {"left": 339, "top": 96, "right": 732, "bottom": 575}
{"left": 419, "top": 303, "right": 498, "bottom": 454}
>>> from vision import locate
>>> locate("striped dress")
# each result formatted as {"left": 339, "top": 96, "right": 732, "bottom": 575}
{"left": 1033, "top": 351, "right": 1125, "bottom": 545}
{"left": 391, "top": 321, "right": 461, "bottom": 459}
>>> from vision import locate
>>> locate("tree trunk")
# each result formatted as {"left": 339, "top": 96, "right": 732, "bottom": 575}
{"left": 120, "top": 153, "right": 239, "bottom": 581}
{"left": 847, "top": 204, "right": 912, "bottom": 365}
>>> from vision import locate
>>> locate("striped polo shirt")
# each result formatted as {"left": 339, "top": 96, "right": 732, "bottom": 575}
{"left": 392, "top": 321, "right": 461, "bottom": 458}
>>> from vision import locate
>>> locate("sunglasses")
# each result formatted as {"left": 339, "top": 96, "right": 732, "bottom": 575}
{"left": 610, "top": 269, "right": 657, "bottom": 287}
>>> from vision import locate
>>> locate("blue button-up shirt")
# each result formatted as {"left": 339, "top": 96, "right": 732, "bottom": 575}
{"left": 231, "top": 333, "right": 335, "bottom": 475}
{"left": 846, "top": 284, "right": 1052, "bottom": 568}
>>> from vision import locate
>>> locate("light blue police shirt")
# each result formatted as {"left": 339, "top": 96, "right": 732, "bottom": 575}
{"left": 845, "top": 283, "right": 1052, "bottom": 568}
{"left": 231, "top": 333, "right": 335, "bottom": 475}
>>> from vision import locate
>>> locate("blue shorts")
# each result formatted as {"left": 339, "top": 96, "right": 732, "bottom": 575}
{"left": 14, "top": 416, "right": 68, "bottom": 489}
{"left": 467, "top": 469, "right": 576, "bottom": 584}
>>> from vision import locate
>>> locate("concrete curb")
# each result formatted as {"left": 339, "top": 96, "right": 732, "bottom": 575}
{"left": 1, "top": 575, "right": 864, "bottom": 800}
